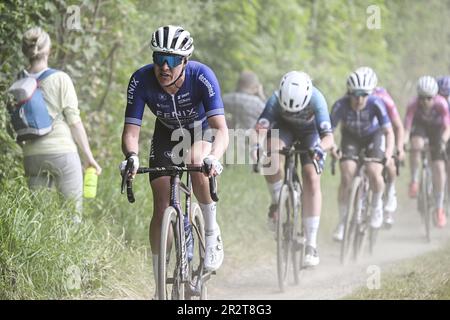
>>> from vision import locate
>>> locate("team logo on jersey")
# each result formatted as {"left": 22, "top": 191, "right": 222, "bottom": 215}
{"left": 199, "top": 74, "right": 215, "bottom": 97}
{"left": 158, "top": 93, "right": 167, "bottom": 101}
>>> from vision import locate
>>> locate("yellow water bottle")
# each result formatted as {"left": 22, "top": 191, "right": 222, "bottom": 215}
{"left": 84, "top": 167, "right": 98, "bottom": 198}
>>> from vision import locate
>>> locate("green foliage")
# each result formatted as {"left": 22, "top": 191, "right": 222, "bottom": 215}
{"left": 1, "top": 0, "right": 450, "bottom": 299}
{"left": 0, "top": 178, "right": 127, "bottom": 299}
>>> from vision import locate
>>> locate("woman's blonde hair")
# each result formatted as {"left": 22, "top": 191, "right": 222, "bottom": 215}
{"left": 22, "top": 27, "right": 51, "bottom": 61}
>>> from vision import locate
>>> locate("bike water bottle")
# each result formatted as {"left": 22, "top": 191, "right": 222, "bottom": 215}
{"left": 184, "top": 215, "right": 194, "bottom": 262}
{"left": 83, "top": 167, "right": 98, "bottom": 198}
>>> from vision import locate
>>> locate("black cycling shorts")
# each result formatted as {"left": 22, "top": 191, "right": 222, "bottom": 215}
{"left": 340, "top": 129, "right": 385, "bottom": 162}
{"left": 410, "top": 121, "right": 444, "bottom": 161}
{"left": 269, "top": 121, "right": 321, "bottom": 167}
{"left": 148, "top": 120, "right": 213, "bottom": 182}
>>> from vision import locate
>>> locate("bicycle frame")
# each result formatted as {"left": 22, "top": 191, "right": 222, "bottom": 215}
{"left": 334, "top": 150, "right": 383, "bottom": 263}
{"left": 121, "top": 163, "right": 218, "bottom": 299}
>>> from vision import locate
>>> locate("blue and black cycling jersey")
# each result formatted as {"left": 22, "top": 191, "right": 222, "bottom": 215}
{"left": 124, "top": 61, "right": 224, "bottom": 130}
{"left": 258, "top": 86, "right": 332, "bottom": 137}
{"left": 330, "top": 95, "right": 391, "bottom": 137}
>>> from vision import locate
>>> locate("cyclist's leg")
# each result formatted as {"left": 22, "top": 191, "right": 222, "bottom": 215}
{"left": 429, "top": 128, "right": 447, "bottom": 227}
{"left": 409, "top": 124, "right": 426, "bottom": 198}
{"left": 384, "top": 153, "right": 398, "bottom": 223}
{"left": 187, "top": 137, "right": 225, "bottom": 271}
{"left": 334, "top": 130, "right": 358, "bottom": 240}
{"left": 298, "top": 131, "right": 322, "bottom": 265}
{"left": 365, "top": 130, "right": 386, "bottom": 228}
{"left": 263, "top": 124, "right": 290, "bottom": 228}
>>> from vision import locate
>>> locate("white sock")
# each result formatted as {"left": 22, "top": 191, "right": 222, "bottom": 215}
{"left": 386, "top": 182, "right": 396, "bottom": 197}
{"left": 435, "top": 191, "right": 445, "bottom": 209}
{"left": 152, "top": 254, "right": 158, "bottom": 298}
{"left": 267, "top": 180, "right": 283, "bottom": 205}
{"left": 412, "top": 168, "right": 420, "bottom": 183}
{"left": 372, "top": 192, "right": 383, "bottom": 209}
{"left": 305, "top": 216, "right": 320, "bottom": 248}
{"left": 339, "top": 203, "right": 348, "bottom": 224}
{"left": 199, "top": 202, "right": 218, "bottom": 233}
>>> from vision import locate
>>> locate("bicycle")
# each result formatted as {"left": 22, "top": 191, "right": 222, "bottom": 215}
{"left": 415, "top": 140, "right": 450, "bottom": 241}
{"left": 121, "top": 160, "right": 219, "bottom": 300}
{"left": 331, "top": 149, "right": 384, "bottom": 265}
{"left": 273, "top": 142, "right": 321, "bottom": 292}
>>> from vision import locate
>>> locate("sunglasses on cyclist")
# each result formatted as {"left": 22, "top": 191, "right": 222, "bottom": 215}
{"left": 152, "top": 52, "right": 184, "bottom": 69}
{"left": 419, "top": 95, "right": 433, "bottom": 101}
{"left": 351, "top": 90, "right": 370, "bottom": 98}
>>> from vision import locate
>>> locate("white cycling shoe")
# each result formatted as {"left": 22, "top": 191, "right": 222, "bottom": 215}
{"left": 304, "top": 245, "right": 320, "bottom": 267}
{"left": 370, "top": 205, "right": 384, "bottom": 229}
{"left": 384, "top": 192, "right": 398, "bottom": 213}
{"left": 204, "top": 227, "right": 224, "bottom": 272}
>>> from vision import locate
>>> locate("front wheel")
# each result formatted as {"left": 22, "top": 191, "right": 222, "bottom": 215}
{"left": 291, "top": 181, "right": 304, "bottom": 285}
{"left": 419, "top": 169, "right": 432, "bottom": 242}
{"left": 341, "top": 176, "right": 362, "bottom": 265}
{"left": 158, "top": 207, "right": 184, "bottom": 300}
{"left": 277, "top": 184, "right": 293, "bottom": 292}
{"left": 188, "top": 203, "right": 208, "bottom": 300}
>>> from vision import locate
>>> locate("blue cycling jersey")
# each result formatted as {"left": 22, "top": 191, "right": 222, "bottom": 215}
{"left": 258, "top": 86, "right": 332, "bottom": 136}
{"left": 330, "top": 95, "right": 391, "bottom": 138}
{"left": 125, "top": 61, "right": 224, "bottom": 130}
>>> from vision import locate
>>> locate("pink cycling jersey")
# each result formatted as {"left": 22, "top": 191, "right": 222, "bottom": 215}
{"left": 373, "top": 87, "right": 400, "bottom": 121}
{"left": 404, "top": 95, "right": 450, "bottom": 131}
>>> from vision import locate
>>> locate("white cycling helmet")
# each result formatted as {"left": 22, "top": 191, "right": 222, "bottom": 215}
{"left": 417, "top": 76, "right": 438, "bottom": 97}
{"left": 346, "top": 66, "right": 378, "bottom": 94}
{"left": 150, "top": 25, "right": 194, "bottom": 57}
{"left": 277, "top": 71, "right": 313, "bottom": 113}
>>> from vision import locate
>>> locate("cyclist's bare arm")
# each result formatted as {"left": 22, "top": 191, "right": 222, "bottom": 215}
{"left": 206, "top": 115, "right": 229, "bottom": 176}
{"left": 319, "top": 132, "right": 335, "bottom": 152}
{"left": 442, "top": 123, "right": 450, "bottom": 143}
{"left": 121, "top": 123, "right": 141, "bottom": 178}
{"left": 122, "top": 123, "right": 140, "bottom": 156}
{"left": 383, "top": 126, "right": 395, "bottom": 165}
{"left": 390, "top": 114, "right": 406, "bottom": 160}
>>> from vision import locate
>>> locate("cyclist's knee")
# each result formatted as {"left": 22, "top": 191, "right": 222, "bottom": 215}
{"left": 302, "top": 166, "right": 320, "bottom": 188}
{"left": 340, "top": 170, "right": 354, "bottom": 186}
{"left": 410, "top": 136, "right": 424, "bottom": 151}
{"left": 153, "top": 200, "right": 170, "bottom": 219}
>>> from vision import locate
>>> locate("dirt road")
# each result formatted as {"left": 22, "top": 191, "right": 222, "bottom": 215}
{"left": 208, "top": 195, "right": 450, "bottom": 300}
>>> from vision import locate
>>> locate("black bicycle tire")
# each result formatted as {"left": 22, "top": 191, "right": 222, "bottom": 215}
{"left": 422, "top": 169, "right": 431, "bottom": 242}
{"left": 189, "top": 203, "right": 207, "bottom": 300}
{"left": 355, "top": 188, "right": 371, "bottom": 260}
{"left": 341, "top": 176, "right": 362, "bottom": 265}
{"left": 158, "top": 207, "right": 184, "bottom": 300}
{"left": 277, "top": 184, "right": 291, "bottom": 292}
{"left": 292, "top": 181, "right": 303, "bottom": 285}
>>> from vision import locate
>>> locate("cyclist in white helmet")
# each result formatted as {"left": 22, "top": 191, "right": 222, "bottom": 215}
{"left": 330, "top": 67, "right": 395, "bottom": 241}
{"left": 404, "top": 76, "right": 450, "bottom": 228}
{"left": 251, "top": 71, "right": 335, "bottom": 267}
{"left": 120, "top": 25, "right": 229, "bottom": 297}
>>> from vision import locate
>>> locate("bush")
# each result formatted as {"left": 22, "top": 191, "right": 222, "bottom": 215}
{"left": 0, "top": 177, "right": 141, "bottom": 299}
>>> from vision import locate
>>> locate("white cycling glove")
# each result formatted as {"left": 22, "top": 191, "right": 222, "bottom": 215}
{"left": 203, "top": 154, "right": 223, "bottom": 176}
{"left": 119, "top": 154, "right": 139, "bottom": 176}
